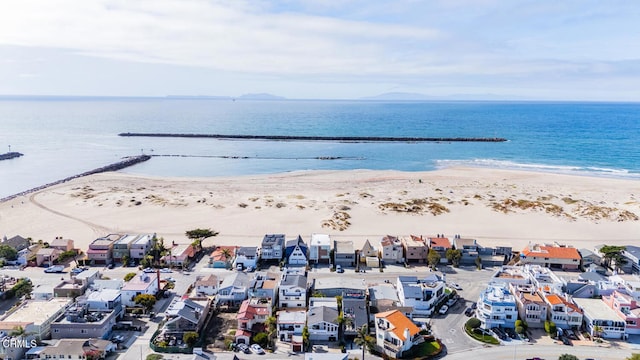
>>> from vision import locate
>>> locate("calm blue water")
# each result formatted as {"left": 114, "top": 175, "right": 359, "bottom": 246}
{"left": 1, "top": 99, "right": 639, "bottom": 199}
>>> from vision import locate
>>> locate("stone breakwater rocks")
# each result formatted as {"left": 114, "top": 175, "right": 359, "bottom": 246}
{"left": 0, "top": 155, "right": 151, "bottom": 203}
{"left": 118, "top": 132, "right": 508, "bottom": 142}
{"left": 0, "top": 152, "right": 24, "bottom": 161}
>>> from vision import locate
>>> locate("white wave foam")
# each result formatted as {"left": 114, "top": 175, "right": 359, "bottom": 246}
{"left": 434, "top": 159, "right": 640, "bottom": 179}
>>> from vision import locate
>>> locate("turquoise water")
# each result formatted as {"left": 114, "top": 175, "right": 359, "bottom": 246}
{"left": 1, "top": 99, "right": 639, "bottom": 198}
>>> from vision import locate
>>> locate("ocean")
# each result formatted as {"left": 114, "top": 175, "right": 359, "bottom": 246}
{"left": 1, "top": 98, "right": 639, "bottom": 199}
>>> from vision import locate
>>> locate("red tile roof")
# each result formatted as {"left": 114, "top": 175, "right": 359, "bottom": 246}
{"left": 428, "top": 236, "right": 451, "bottom": 249}
{"left": 375, "top": 310, "right": 420, "bottom": 341}
{"left": 522, "top": 244, "right": 581, "bottom": 260}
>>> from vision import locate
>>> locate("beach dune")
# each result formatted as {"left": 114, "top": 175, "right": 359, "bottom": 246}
{"left": 0, "top": 168, "right": 638, "bottom": 252}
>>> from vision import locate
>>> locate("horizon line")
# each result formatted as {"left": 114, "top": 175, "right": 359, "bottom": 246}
{"left": 0, "top": 94, "right": 638, "bottom": 104}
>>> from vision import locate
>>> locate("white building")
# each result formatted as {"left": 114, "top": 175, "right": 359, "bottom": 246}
{"left": 120, "top": 272, "right": 159, "bottom": 307}
{"left": 379, "top": 235, "right": 404, "bottom": 264}
{"left": 277, "top": 309, "right": 306, "bottom": 342}
{"left": 235, "top": 247, "right": 258, "bottom": 269}
{"left": 279, "top": 272, "right": 307, "bottom": 309}
{"left": 396, "top": 275, "right": 445, "bottom": 317}
{"left": 309, "top": 233, "right": 331, "bottom": 264}
{"left": 574, "top": 298, "right": 627, "bottom": 339}
{"left": 374, "top": 310, "right": 423, "bottom": 358}
{"left": 195, "top": 274, "right": 218, "bottom": 296}
{"left": 545, "top": 294, "right": 583, "bottom": 330}
{"left": 261, "top": 234, "right": 285, "bottom": 261}
{"left": 476, "top": 283, "right": 518, "bottom": 329}
{"left": 307, "top": 306, "right": 339, "bottom": 342}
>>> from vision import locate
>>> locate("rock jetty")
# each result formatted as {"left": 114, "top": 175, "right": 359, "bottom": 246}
{"left": 119, "top": 132, "right": 507, "bottom": 142}
{"left": 0, "top": 155, "right": 150, "bottom": 203}
{"left": 0, "top": 152, "right": 24, "bottom": 161}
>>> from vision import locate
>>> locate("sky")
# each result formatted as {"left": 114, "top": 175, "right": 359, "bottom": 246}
{"left": 0, "top": 0, "right": 639, "bottom": 100}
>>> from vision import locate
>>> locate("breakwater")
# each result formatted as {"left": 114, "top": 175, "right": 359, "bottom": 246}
{"left": 0, "top": 152, "right": 23, "bottom": 161}
{"left": 119, "top": 132, "right": 507, "bottom": 142}
{"left": 0, "top": 155, "right": 150, "bottom": 203}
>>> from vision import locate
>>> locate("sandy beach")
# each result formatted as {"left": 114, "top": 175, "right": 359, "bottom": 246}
{"left": 0, "top": 167, "right": 638, "bottom": 252}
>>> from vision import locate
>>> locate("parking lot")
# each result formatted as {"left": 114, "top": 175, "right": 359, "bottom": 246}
{"left": 427, "top": 265, "right": 497, "bottom": 354}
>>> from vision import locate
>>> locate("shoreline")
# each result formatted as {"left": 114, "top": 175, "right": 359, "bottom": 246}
{"left": 0, "top": 167, "right": 638, "bottom": 253}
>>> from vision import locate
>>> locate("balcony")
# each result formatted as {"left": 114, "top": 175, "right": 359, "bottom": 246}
{"left": 383, "top": 340, "right": 401, "bottom": 352}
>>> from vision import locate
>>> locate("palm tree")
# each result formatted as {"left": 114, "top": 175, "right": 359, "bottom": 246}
{"left": 354, "top": 325, "right": 375, "bottom": 360}
{"left": 593, "top": 324, "right": 604, "bottom": 339}
{"left": 265, "top": 315, "right": 277, "bottom": 348}
{"left": 220, "top": 248, "right": 233, "bottom": 268}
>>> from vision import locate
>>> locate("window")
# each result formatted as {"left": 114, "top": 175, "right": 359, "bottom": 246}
{"left": 54, "top": 329, "right": 60, "bottom": 333}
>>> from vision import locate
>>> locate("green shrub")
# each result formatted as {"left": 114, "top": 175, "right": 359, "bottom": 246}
{"left": 515, "top": 326, "right": 524, "bottom": 334}
{"left": 466, "top": 318, "right": 481, "bottom": 329}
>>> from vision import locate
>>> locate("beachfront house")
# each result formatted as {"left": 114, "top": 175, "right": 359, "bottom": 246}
{"left": 235, "top": 247, "right": 258, "bottom": 269}
{"left": 260, "top": 234, "right": 285, "bottom": 261}
{"left": 161, "top": 243, "right": 195, "bottom": 267}
{"left": 285, "top": 236, "right": 308, "bottom": 266}
{"left": 476, "top": 282, "right": 518, "bottom": 329}
{"left": 309, "top": 233, "right": 331, "bottom": 264}
{"left": 396, "top": 275, "right": 445, "bottom": 317}
{"left": 1, "top": 235, "right": 30, "bottom": 252}
{"left": 402, "top": 235, "right": 428, "bottom": 264}
{"left": 130, "top": 234, "right": 154, "bottom": 262}
{"left": 579, "top": 248, "right": 603, "bottom": 269}
{"left": 379, "top": 235, "right": 403, "bottom": 264}
{"left": 334, "top": 240, "right": 355, "bottom": 268}
{"left": 360, "top": 239, "right": 380, "bottom": 267}
{"left": 209, "top": 245, "right": 237, "bottom": 268}
{"left": 307, "top": 306, "right": 339, "bottom": 342}
{"left": 49, "top": 237, "right": 75, "bottom": 252}
{"left": 427, "top": 235, "right": 451, "bottom": 263}
{"left": 622, "top": 246, "right": 640, "bottom": 275}
{"left": 36, "top": 248, "right": 61, "bottom": 267}
{"left": 520, "top": 243, "right": 582, "bottom": 270}
{"left": 374, "top": 310, "right": 423, "bottom": 359}
{"left": 87, "top": 235, "right": 119, "bottom": 265}
{"left": 112, "top": 234, "right": 137, "bottom": 263}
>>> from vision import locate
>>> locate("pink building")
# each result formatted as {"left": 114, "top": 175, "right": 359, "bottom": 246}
{"left": 602, "top": 290, "right": 640, "bottom": 335}
{"left": 161, "top": 243, "right": 195, "bottom": 266}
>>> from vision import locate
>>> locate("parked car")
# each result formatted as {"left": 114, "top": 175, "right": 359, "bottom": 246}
{"left": 143, "top": 267, "right": 155, "bottom": 273}
{"left": 464, "top": 307, "right": 474, "bottom": 316}
{"left": 336, "top": 265, "right": 344, "bottom": 273}
{"left": 111, "top": 335, "right": 125, "bottom": 343}
{"left": 250, "top": 344, "right": 265, "bottom": 354}
{"left": 446, "top": 298, "right": 457, "bottom": 307}
{"left": 71, "top": 267, "right": 85, "bottom": 275}
{"left": 160, "top": 268, "right": 172, "bottom": 273}
{"left": 237, "top": 344, "right": 251, "bottom": 354}
{"left": 439, "top": 305, "right": 449, "bottom": 315}
{"left": 44, "top": 265, "right": 64, "bottom": 273}
{"left": 449, "top": 282, "right": 463, "bottom": 290}
{"left": 107, "top": 263, "right": 115, "bottom": 269}
{"left": 164, "top": 277, "right": 176, "bottom": 283}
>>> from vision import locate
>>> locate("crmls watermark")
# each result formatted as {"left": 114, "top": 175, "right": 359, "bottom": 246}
{"left": 1, "top": 338, "right": 38, "bottom": 349}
